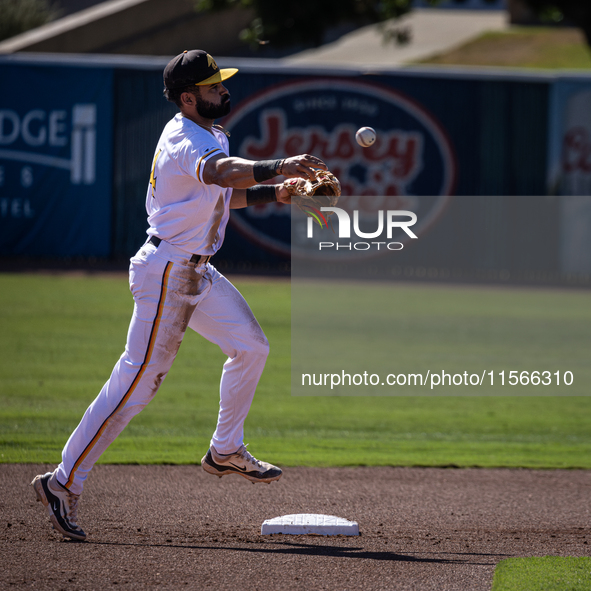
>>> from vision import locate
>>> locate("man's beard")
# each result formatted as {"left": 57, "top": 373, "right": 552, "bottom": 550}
{"left": 195, "top": 94, "right": 231, "bottom": 119}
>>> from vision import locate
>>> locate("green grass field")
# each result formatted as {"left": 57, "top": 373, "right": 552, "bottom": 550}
{"left": 416, "top": 26, "right": 591, "bottom": 69}
{"left": 492, "top": 557, "right": 591, "bottom": 591}
{"left": 1, "top": 273, "right": 590, "bottom": 467}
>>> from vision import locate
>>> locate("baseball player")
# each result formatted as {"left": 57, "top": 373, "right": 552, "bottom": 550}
{"left": 31, "top": 49, "right": 327, "bottom": 541}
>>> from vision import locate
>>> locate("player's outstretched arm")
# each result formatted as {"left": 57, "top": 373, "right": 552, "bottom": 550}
{"left": 229, "top": 185, "right": 292, "bottom": 209}
{"left": 202, "top": 153, "right": 327, "bottom": 189}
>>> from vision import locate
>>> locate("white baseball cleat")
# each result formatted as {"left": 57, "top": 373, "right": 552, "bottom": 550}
{"left": 201, "top": 444, "right": 282, "bottom": 484}
{"left": 31, "top": 472, "right": 86, "bottom": 541}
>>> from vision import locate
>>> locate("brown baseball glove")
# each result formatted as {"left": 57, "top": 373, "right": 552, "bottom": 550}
{"left": 283, "top": 170, "right": 341, "bottom": 226}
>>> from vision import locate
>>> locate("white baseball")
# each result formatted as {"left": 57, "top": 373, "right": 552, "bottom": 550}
{"left": 355, "top": 127, "right": 376, "bottom": 148}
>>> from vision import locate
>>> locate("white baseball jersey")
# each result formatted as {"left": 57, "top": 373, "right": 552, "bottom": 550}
{"left": 145, "top": 113, "right": 232, "bottom": 255}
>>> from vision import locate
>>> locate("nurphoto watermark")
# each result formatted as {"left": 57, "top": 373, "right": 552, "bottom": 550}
{"left": 306, "top": 207, "right": 418, "bottom": 252}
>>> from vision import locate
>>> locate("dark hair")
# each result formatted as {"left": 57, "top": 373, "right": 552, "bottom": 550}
{"left": 163, "top": 84, "right": 199, "bottom": 108}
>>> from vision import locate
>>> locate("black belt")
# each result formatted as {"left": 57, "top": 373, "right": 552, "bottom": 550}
{"left": 148, "top": 236, "right": 211, "bottom": 266}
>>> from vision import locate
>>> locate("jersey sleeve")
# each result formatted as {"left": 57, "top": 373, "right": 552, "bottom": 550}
{"left": 178, "top": 133, "right": 226, "bottom": 183}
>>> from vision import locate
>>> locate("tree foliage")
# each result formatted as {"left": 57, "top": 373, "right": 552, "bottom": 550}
{"left": 0, "top": 0, "right": 57, "bottom": 43}
{"left": 195, "top": 0, "right": 423, "bottom": 48}
{"left": 196, "top": 0, "right": 591, "bottom": 51}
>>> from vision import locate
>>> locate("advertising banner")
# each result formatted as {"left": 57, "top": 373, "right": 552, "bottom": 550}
{"left": 217, "top": 66, "right": 550, "bottom": 271}
{"left": 547, "top": 78, "right": 591, "bottom": 275}
{"left": 223, "top": 77, "right": 456, "bottom": 259}
{"left": 0, "top": 63, "right": 113, "bottom": 257}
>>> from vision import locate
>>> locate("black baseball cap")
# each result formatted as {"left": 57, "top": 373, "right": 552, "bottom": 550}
{"left": 164, "top": 50, "right": 238, "bottom": 90}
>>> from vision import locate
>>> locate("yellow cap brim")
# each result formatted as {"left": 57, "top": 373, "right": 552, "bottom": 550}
{"left": 195, "top": 68, "right": 239, "bottom": 86}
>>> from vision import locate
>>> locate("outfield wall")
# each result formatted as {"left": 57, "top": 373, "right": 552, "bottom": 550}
{"left": 0, "top": 54, "right": 589, "bottom": 284}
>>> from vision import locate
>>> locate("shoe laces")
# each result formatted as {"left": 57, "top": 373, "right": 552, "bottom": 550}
{"left": 238, "top": 444, "right": 263, "bottom": 468}
{"left": 65, "top": 492, "right": 80, "bottom": 527}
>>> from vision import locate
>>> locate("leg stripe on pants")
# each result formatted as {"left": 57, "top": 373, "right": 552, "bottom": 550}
{"left": 64, "top": 261, "right": 173, "bottom": 489}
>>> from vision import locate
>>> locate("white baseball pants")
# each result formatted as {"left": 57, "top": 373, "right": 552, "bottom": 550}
{"left": 55, "top": 239, "right": 269, "bottom": 495}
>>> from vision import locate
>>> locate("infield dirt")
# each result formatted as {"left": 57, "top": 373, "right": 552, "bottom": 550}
{"left": 1, "top": 465, "right": 589, "bottom": 590}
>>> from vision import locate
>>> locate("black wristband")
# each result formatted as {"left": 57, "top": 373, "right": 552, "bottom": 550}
{"left": 253, "top": 159, "right": 283, "bottom": 182}
{"left": 246, "top": 184, "right": 278, "bottom": 206}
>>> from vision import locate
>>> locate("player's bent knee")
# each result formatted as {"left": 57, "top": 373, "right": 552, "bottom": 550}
{"left": 246, "top": 330, "right": 270, "bottom": 360}
{"left": 231, "top": 320, "right": 269, "bottom": 357}
{"left": 242, "top": 331, "right": 269, "bottom": 360}
{"left": 255, "top": 337, "right": 270, "bottom": 359}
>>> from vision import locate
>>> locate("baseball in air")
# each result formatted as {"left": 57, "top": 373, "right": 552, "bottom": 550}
{"left": 355, "top": 127, "right": 376, "bottom": 148}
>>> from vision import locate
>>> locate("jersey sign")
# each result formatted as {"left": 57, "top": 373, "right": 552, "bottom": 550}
{"left": 223, "top": 78, "right": 457, "bottom": 257}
